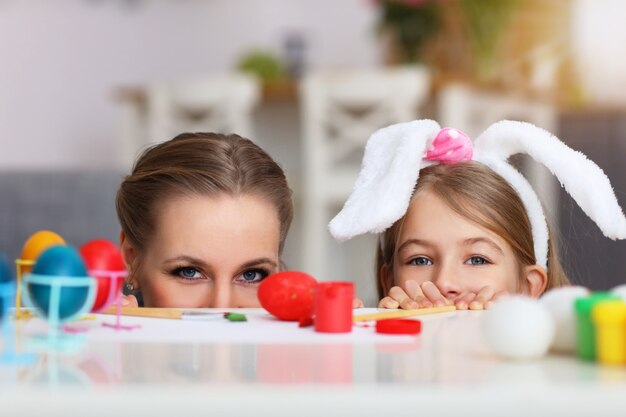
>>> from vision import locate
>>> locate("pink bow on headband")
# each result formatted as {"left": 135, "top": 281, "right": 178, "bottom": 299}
{"left": 424, "top": 128, "right": 473, "bottom": 164}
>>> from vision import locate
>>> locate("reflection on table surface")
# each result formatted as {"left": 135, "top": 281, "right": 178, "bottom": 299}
{"left": 2, "top": 309, "right": 626, "bottom": 416}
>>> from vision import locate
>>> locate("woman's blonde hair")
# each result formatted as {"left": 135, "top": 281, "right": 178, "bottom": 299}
{"left": 116, "top": 132, "right": 293, "bottom": 281}
{"left": 376, "top": 161, "right": 568, "bottom": 299}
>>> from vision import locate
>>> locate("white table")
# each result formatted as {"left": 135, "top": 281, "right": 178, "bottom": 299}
{"left": 2, "top": 308, "right": 626, "bottom": 416}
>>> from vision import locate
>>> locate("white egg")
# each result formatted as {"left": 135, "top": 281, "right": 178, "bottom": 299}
{"left": 483, "top": 295, "right": 555, "bottom": 360}
{"left": 610, "top": 284, "right": 626, "bottom": 302}
{"left": 539, "top": 286, "right": 590, "bottom": 352}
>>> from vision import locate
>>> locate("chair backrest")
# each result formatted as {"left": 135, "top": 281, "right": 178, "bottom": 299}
{"left": 300, "top": 67, "right": 431, "bottom": 200}
{"left": 438, "top": 83, "right": 557, "bottom": 137}
{"left": 147, "top": 73, "right": 261, "bottom": 142}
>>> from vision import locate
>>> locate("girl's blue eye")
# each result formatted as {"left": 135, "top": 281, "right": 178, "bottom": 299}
{"left": 238, "top": 269, "right": 268, "bottom": 284}
{"left": 466, "top": 256, "right": 488, "bottom": 266}
{"left": 409, "top": 257, "right": 432, "bottom": 266}
{"left": 174, "top": 267, "right": 203, "bottom": 280}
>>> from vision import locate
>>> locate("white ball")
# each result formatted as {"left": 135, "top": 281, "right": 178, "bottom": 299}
{"left": 482, "top": 296, "right": 555, "bottom": 360}
{"left": 540, "top": 286, "right": 590, "bottom": 352}
{"left": 610, "top": 284, "right": 626, "bottom": 302}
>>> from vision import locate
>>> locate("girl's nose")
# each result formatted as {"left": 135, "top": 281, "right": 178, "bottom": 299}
{"left": 433, "top": 264, "right": 461, "bottom": 300}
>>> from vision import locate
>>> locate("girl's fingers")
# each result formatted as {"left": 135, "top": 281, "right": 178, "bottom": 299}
{"left": 454, "top": 292, "right": 477, "bottom": 310}
{"left": 404, "top": 280, "right": 423, "bottom": 300}
{"left": 469, "top": 286, "right": 496, "bottom": 310}
{"left": 388, "top": 286, "right": 419, "bottom": 310}
{"left": 493, "top": 290, "right": 509, "bottom": 300}
{"left": 378, "top": 296, "right": 400, "bottom": 309}
{"left": 485, "top": 290, "right": 509, "bottom": 309}
{"left": 121, "top": 294, "right": 138, "bottom": 307}
{"left": 400, "top": 298, "right": 420, "bottom": 310}
{"left": 404, "top": 280, "right": 428, "bottom": 308}
{"left": 352, "top": 297, "right": 365, "bottom": 309}
{"left": 381, "top": 282, "right": 504, "bottom": 310}
{"left": 421, "top": 281, "right": 450, "bottom": 308}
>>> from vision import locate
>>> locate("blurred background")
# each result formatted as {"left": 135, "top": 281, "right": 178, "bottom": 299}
{"left": 1, "top": 0, "right": 625, "bottom": 306}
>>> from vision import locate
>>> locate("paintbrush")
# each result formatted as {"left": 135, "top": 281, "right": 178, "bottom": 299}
{"left": 101, "top": 307, "right": 230, "bottom": 320}
{"left": 353, "top": 305, "right": 456, "bottom": 322}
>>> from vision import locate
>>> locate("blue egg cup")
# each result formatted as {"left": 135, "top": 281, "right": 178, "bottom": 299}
{"left": 22, "top": 273, "right": 96, "bottom": 351}
{"left": 0, "top": 281, "right": 37, "bottom": 365}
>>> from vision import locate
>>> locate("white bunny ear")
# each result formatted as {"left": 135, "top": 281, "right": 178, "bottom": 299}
{"left": 477, "top": 155, "right": 550, "bottom": 269}
{"left": 474, "top": 120, "right": 626, "bottom": 240}
{"left": 329, "top": 119, "right": 441, "bottom": 241}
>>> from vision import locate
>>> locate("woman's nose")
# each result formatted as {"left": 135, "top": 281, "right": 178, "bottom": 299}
{"left": 210, "top": 281, "right": 232, "bottom": 308}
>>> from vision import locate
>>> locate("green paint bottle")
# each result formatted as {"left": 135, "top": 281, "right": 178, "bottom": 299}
{"left": 574, "top": 292, "right": 620, "bottom": 361}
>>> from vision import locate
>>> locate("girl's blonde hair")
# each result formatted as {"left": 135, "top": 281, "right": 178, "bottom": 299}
{"left": 116, "top": 132, "right": 293, "bottom": 283}
{"left": 376, "top": 161, "right": 569, "bottom": 299}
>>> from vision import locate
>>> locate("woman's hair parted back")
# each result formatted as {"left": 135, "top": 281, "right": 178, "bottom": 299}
{"left": 376, "top": 161, "right": 569, "bottom": 299}
{"left": 116, "top": 132, "right": 293, "bottom": 255}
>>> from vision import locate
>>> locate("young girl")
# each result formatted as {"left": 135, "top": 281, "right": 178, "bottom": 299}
{"left": 329, "top": 120, "right": 626, "bottom": 310}
{"left": 117, "top": 132, "right": 293, "bottom": 308}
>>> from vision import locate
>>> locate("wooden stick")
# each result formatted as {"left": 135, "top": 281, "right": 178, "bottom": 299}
{"left": 101, "top": 305, "right": 456, "bottom": 322}
{"left": 101, "top": 307, "right": 184, "bottom": 320}
{"left": 353, "top": 305, "right": 456, "bottom": 322}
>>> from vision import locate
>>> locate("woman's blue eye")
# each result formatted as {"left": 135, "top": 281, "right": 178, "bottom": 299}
{"left": 466, "top": 256, "right": 488, "bottom": 266}
{"left": 239, "top": 269, "right": 268, "bottom": 284}
{"left": 410, "top": 257, "right": 432, "bottom": 266}
{"left": 175, "top": 267, "right": 202, "bottom": 280}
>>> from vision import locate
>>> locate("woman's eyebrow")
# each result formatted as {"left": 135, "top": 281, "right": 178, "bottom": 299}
{"left": 397, "top": 238, "right": 435, "bottom": 254}
{"left": 163, "top": 256, "right": 278, "bottom": 270}
{"left": 462, "top": 237, "right": 504, "bottom": 254}
{"left": 240, "top": 258, "right": 278, "bottom": 269}
{"left": 162, "top": 255, "right": 208, "bottom": 267}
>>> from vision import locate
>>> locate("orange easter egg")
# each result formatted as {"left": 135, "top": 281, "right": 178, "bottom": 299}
{"left": 20, "top": 230, "right": 66, "bottom": 273}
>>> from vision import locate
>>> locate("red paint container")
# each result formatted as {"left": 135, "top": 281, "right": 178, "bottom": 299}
{"left": 376, "top": 319, "right": 422, "bottom": 335}
{"left": 314, "top": 282, "right": 354, "bottom": 333}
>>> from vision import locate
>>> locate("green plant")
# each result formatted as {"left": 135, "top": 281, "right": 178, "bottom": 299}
{"left": 237, "top": 51, "right": 285, "bottom": 83}
{"left": 377, "top": 0, "right": 444, "bottom": 63}
{"left": 459, "top": 0, "right": 519, "bottom": 79}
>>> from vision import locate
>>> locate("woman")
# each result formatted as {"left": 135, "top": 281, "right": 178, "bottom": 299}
{"left": 117, "top": 132, "right": 293, "bottom": 308}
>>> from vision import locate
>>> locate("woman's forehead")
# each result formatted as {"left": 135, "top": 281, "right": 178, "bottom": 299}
{"left": 147, "top": 194, "right": 281, "bottom": 257}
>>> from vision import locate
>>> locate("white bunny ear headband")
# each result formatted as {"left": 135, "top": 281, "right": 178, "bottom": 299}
{"left": 328, "top": 119, "right": 626, "bottom": 270}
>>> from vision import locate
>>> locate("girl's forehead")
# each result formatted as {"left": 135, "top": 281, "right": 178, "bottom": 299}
{"left": 398, "top": 191, "right": 509, "bottom": 248}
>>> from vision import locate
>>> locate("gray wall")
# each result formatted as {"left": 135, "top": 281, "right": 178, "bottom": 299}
{"left": 557, "top": 112, "right": 626, "bottom": 290}
{"left": 0, "top": 171, "right": 123, "bottom": 269}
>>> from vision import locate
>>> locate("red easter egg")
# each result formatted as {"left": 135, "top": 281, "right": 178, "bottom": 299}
{"left": 258, "top": 271, "right": 317, "bottom": 321}
{"left": 79, "top": 239, "right": 126, "bottom": 312}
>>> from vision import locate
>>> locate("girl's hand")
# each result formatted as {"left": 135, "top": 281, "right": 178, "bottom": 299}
{"left": 352, "top": 297, "right": 364, "bottom": 309}
{"left": 378, "top": 280, "right": 452, "bottom": 310}
{"left": 121, "top": 293, "right": 139, "bottom": 307}
{"left": 454, "top": 287, "right": 508, "bottom": 310}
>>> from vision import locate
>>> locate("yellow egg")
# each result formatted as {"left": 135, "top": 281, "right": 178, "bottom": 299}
{"left": 19, "top": 230, "right": 66, "bottom": 273}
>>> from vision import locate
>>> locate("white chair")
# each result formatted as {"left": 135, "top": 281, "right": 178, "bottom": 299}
{"left": 146, "top": 73, "right": 261, "bottom": 143}
{"left": 438, "top": 82, "right": 560, "bottom": 233}
{"left": 299, "top": 66, "right": 430, "bottom": 283}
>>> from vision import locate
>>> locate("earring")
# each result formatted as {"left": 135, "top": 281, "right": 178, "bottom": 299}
{"left": 126, "top": 282, "right": 134, "bottom": 291}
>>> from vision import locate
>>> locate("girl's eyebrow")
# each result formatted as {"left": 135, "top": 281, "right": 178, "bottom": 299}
{"left": 462, "top": 237, "right": 504, "bottom": 254}
{"left": 397, "top": 238, "right": 435, "bottom": 254}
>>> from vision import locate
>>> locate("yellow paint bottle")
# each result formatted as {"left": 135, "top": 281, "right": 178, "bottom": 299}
{"left": 591, "top": 300, "right": 626, "bottom": 365}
